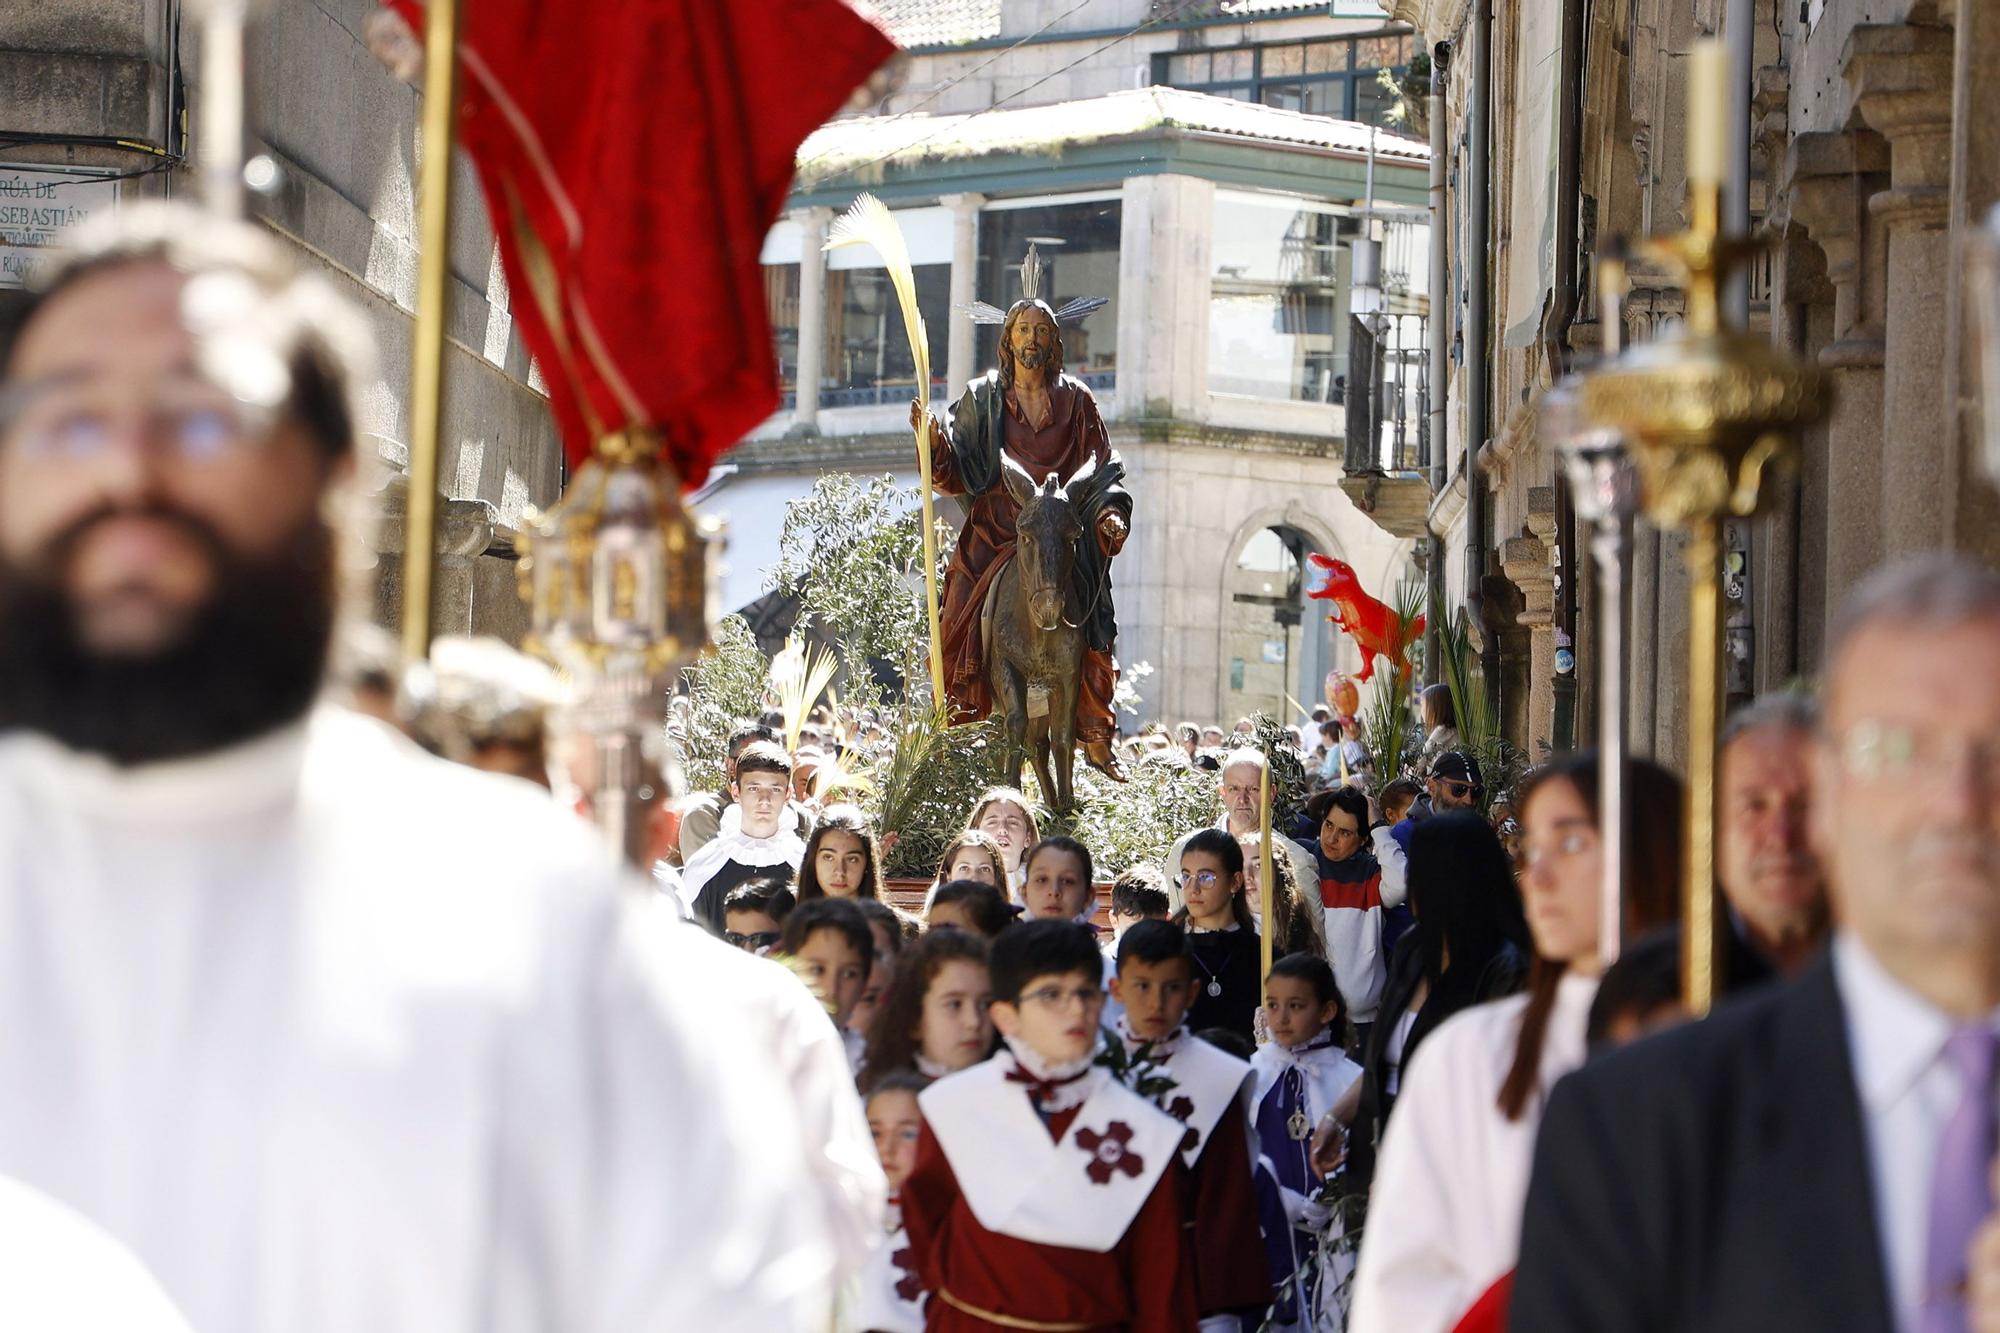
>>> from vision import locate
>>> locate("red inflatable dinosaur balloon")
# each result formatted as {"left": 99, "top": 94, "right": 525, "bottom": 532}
{"left": 1307, "top": 554, "right": 1424, "bottom": 685}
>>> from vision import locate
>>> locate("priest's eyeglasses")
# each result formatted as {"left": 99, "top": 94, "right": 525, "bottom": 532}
{"left": 0, "top": 371, "right": 274, "bottom": 466}
{"left": 1834, "top": 720, "right": 2000, "bottom": 787}
{"left": 1019, "top": 984, "right": 1104, "bottom": 1012}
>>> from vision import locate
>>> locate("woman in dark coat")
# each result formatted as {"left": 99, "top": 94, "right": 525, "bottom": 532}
{"left": 1345, "top": 811, "right": 1529, "bottom": 1189}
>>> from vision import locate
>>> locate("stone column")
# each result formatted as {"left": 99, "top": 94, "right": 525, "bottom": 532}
{"left": 1846, "top": 23, "right": 1955, "bottom": 562}
{"left": 1499, "top": 485, "right": 1559, "bottom": 758}
{"left": 1786, "top": 129, "right": 1891, "bottom": 621}
{"left": 1945, "top": 0, "right": 2000, "bottom": 559}
{"left": 1116, "top": 173, "right": 1213, "bottom": 422}
{"left": 940, "top": 193, "right": 984, "bottom": 400}
{"left": 791, "top": 205, "right": 832, "bottom": 435}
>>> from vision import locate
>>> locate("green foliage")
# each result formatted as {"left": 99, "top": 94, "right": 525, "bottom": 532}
{"left": 1248, "top": 712, "right": 1308, "bottom": 826}
{"left": 868, "top": 706, "right": 1008, "bottom": 879}
{"left": 677, "top": 472, "right": 1217, "bottom": 884}
{"left": 765, "top": 473, "right": 954, "bottom": 707}
{"left": 1043, "top": 758, "right": 1220, "bottom": 880}
{"left": 678, "top": 614, "right": 769, "bottom": 794}
{"left": 1437, "top": 604, "right": 1531, "bottom": 811}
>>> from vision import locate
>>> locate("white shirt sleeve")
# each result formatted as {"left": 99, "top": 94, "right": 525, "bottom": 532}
{"left": 1348, "top": 1024, "right": 1477, "bottom": 1333}
{"left": 1373, "top": 826, "right": 1408, "bottom": 910}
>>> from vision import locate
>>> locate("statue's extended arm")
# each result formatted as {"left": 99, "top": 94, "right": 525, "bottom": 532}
{"left": 909, "top": 397, "right": 967, "bottom": 496}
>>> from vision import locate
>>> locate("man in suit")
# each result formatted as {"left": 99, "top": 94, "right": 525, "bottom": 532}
{"left": 1511, "top": 554, "right": 2000, "bottom": 1333}
{"left": 1716, "top": 690, "right": 1831, "bottom": 990}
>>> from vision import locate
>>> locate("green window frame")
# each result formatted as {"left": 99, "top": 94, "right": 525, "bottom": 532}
{"left": 1150, "top": 29, "right": 1415, "bottom": 128}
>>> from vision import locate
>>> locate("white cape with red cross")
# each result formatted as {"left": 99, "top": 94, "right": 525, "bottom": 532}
{"left": 920, "top": 1058, "right": 1185, "bottom": 1252}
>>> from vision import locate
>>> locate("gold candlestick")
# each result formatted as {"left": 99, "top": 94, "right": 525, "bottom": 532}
{"left": 1576, "top": 40, "right": 1830, "bottom": 1015}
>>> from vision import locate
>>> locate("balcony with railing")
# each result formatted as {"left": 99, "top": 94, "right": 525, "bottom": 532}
{"left": 1338, "top": 308, "right": 1434, "bottom": 540}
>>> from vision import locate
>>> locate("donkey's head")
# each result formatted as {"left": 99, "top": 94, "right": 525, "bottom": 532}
{"left": 1000, "top": 455, "right": 1093, "bottom": 633}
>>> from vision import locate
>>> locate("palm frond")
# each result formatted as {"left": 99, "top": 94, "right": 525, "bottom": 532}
{"left": 769, "top": 635, "right": 840, "bottom": 755}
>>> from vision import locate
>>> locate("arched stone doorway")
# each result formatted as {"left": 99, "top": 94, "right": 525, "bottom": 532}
{"left": 1219, "top": 524, "right": 1335, "bottom": 727}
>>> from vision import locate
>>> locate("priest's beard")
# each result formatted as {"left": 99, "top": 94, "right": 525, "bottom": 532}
{"left": 0, "top": 505, "right": 337, "bottom": 766}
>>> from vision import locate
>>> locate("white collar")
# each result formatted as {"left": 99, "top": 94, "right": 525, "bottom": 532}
{"left": 1115, "top": 1016, "right": 1185, "bottom": 1059}
{"left": 0, "top": 714, "right": 318, "bottom": 825}
{"left": 1833, "top": 933, "right": 2000, "bottom": 1114}
{"left": 1001, "top": 1035, "right": 1104, "bottom": 1113}
{"left": 1265, "top": 1027, "right": 1341, "bottom": 1070}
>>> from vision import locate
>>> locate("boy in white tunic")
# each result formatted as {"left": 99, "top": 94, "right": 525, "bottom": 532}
{"left": 902, "top": 920, "right": 1200, "bottom": 1330}
{"left": 1107, "top": 919, "right": 1268, "bottom": 1330}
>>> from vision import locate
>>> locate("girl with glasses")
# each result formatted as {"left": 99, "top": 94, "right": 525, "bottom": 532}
{"left": 1170, "top": 829, "right": 1262, "bottom": 1041}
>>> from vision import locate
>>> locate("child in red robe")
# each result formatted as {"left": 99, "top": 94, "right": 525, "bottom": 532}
{"left": 902, "top": 919, "right": 1199, "bottom": 1331}
{"left": 1106, "top": 919, "right": 1269, "bottom": 1332}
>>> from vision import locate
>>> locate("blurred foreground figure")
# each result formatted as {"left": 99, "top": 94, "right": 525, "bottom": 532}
{"left": 0, "top": 206, "right": 842, "bottom": 1332}
{"left": 1511, "top": 555, "right": 2000, "bottom": 1333}
{"left": 399, "top": 634, "right": 566, "bottom": 786}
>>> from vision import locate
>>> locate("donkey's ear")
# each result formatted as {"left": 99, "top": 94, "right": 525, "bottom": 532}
{"left": 999, "top": 454, "right": 1037, "bottom": 507}
{"left": 1064, "top": 454, "right": 1098, "bottom": 494}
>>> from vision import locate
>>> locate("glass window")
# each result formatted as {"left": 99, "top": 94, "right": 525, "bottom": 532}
{"left": 826, "top": 264, "right": 950, "bottom": 403}
{"left": 1353, "top": 71, "right": 1399, "bottom": 129}
{"left": 1264, "top": 44, "right": 1304, "bottom": 77}
{"left": 763, "top": 264, "right": 800, "bottom": 392}
{"left": 1210, "top": 194, "right": 1349, "bottom": 402}
{"left": 973, "top": 199, "right": 1122, "bottom": 384}
{"left": 1356, "top": 34, "right": 1412, "bottom": 71}
{"left": 1305, "top": 41, "right": 1349, "bottom": 75}
{"left": 1152, "top": 30, "right": 1411, "bottom": 127}
{"left": 1212, "top": 48, "right": 1254, "bottom": 81}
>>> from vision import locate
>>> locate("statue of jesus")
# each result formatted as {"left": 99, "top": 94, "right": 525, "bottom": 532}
{"left": 910, "top": 265, "right": 1133, "bottom": 783}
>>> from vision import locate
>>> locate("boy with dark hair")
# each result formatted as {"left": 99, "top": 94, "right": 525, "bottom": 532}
{"left": 903, "top": 920, "right": 1198, "bottom": 1329}
{"left": 679, "top": 741, "right": 805, "bottom": 932}
{"left": 721, "top": 877, "right": 795, "bottom": 955}
{"left": 1108, "top": 865, "right": 1171, "bottom": 944}
{"left": 678, "top": 720, "right": 807, "bottom": 860}
{"left": 1108, "top": 920, "right": 1268, "bottom": 1330}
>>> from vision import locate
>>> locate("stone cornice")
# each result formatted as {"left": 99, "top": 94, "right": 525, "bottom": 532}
{"left": 717, "top": 419, "right": 1344, "bottom": 473}
{"left": 1386, "top": 0, "right": 1470, "bottom": 43}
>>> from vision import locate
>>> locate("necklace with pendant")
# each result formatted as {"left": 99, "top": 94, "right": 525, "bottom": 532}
{"left": 1189, "top": 949, "right": 1223, "bottom": 998}
{"left": 1287, "top": 1108, "right": 1313, "bottom": 1141}
{"left": 1188, "top": 926, "right": 1233, "bottom": 998}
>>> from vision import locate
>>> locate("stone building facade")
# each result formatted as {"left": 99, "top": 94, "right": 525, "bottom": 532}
{"left": 0, "top": 0, "right": 559, "bottom": 642}
{"left": 1385, "top": 0, "right": 2000, "bottom": 768}
{"left": 710, "top": 0, "right": 1434, "bottom": 728}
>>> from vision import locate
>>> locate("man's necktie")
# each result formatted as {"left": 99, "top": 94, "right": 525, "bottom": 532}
{"left": 1922, "top": 1025, "right": 1998, "bottom": 1333}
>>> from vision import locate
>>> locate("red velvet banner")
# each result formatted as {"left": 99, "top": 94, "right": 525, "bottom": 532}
{"left": 384, "top": 0, "right": 897, "bottom": 484}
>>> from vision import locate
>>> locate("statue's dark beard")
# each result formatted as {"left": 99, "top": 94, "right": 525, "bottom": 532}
{"left": 0, "top": 508, "right": 337, "bottom": 767}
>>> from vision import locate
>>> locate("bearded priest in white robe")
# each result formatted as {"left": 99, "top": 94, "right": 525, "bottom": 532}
{"left": 0, "top": 205, "right": 848, "bottom": 1332}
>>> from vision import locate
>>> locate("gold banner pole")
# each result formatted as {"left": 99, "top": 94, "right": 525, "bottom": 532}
{"left": 401, "top": 0, "right": 460, "bottom": 664}
{"left": 1576, "top": 39, "right": 1828, "bottom": 1017}
{"left": 1258, "top": 764, "right": 1275, "bottom": 983}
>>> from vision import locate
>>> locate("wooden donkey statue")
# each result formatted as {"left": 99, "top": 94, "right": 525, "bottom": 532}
{"left": 985, "top": 454, "right": 1101, "bottom": 812}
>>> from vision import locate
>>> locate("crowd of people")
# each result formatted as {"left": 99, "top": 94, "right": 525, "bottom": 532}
{"left": 612, "top": 608, "right": 1876, "bottom": 1332}
{"left": 5, "top": 201, "right": 2000, "bottom": 1333}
